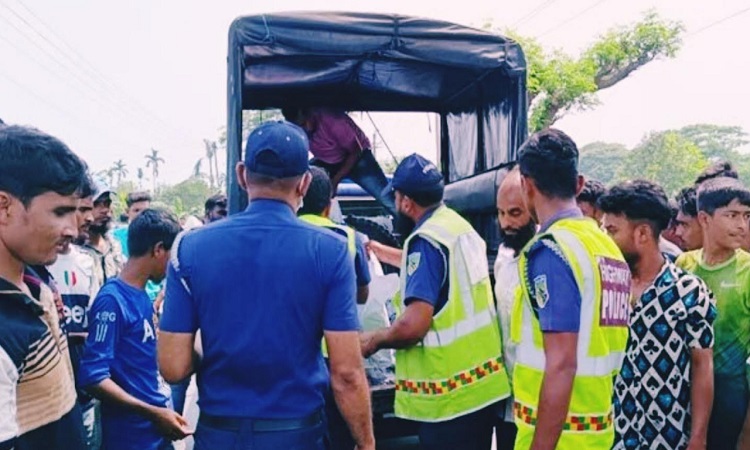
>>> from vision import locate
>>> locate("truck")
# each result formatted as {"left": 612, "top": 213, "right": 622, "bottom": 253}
{"left": 225, "top": 11, "right": 528, "bottom": 442}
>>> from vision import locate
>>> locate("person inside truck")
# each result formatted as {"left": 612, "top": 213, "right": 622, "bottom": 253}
{"left": 282, "top": 107, "right": 397, "bottom": 217}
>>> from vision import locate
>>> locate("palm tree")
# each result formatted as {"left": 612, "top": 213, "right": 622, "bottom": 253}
{"left": 203, "top": 139, "right": 216, "bottom": 189}
{"left": 193, "top": 158, "right": 204, "bottom": 179}
{"left": 136, "top": 168, "right": 145, "bottom": 190}
{"left": 145, "top": 148, "right": 165, "bottom": 194}
{"left": 110, "top": 160, "right": 128, "bottom": 188}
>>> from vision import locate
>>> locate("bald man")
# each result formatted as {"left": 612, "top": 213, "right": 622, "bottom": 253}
{"left": 493, "top": 166, "right": 537, "bottom": 450}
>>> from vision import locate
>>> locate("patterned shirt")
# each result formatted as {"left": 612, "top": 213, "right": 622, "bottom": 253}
{"left": 82, "top": 234, "right": 124, "bottom": 288}
{"left": 614, "top": 260, "right": 716, "bottom": 450}
{"left": 0, "top": 275, "right": 83, "bottom": 449}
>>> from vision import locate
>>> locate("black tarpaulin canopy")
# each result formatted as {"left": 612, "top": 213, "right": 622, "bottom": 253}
{"left": 226, "top": 12, "right": 528, "bottom": 217}
{"left": 228, "top": 11, "right": 526, "bottom": 111}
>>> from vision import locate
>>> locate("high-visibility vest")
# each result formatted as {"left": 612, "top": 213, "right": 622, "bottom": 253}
{"left": 392, "top": 205, "right": 510, "bottom": 422}
{"left": 299, "top": 214, "right": 356, "bottom": 259}
{"left": 299, "top": 213, "right": 357, "bottom": 358}
{"left": 512, "top": 217, "right": 630, "bottom": 449}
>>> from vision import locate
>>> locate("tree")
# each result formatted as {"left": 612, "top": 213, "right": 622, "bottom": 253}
{"left": 145, "top": 148, "right": 165, "bottom": 194}
{"left": 617, "top": 131, "right": 707, "bottom": 195}
{"left": 217, "top": 109, "right": 283, "bottom": 148}
{"left": 490, "top": 12, "right": 684, "bottom": 132}
{"left": 136, "top": 167, "right": 145, "bottom": 190}
{"left": 202, "top": 139, "right": 220, "bottom": 189}
{"left": 156, "top": 177, "right": 213, "bottom": 217}
{"left": 109, "top": 160, "right": 128, "bottom": 188}
{"left": 677, "top": 124, "right": 749, "bottom": 161}
{"left": 579, "top": 142, "right": 628, "bottom": 185}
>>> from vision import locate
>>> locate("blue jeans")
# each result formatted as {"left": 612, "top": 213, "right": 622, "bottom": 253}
{"left": 193, "top": 414, "right": 326, "bottom": 450}
{"left": 708, "top": 374, "right": 749, "bottom": 449}
{"left": 313, "top": 149, "right": 397, "bottom": 217}
{"left": 170, "top": 378, "right": 191, "bottom": 415}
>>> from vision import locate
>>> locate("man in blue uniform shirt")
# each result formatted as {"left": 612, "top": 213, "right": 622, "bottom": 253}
{"left": 79, "top": 209, "right": 189, "bottom": 450}
{"left": 158, "top": 120, "right": 375, "bottom": 450}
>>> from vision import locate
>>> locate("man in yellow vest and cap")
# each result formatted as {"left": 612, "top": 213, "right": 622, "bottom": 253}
{"left": 299, "top": 166, "right": 371, "bottom": 304}
{"left": 512, "top": 129, "right": 630, "bottom": 450}
{"left": 363, "top": 153, "right": 510, "bottom": 450}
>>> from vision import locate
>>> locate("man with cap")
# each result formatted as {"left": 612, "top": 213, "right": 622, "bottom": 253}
{"left": 511, "top": 129, "right": 629, "bottom": 450}
{"left": 82, "top": 178, "right": 124, "bottom": 287}
{"left": 157, "top": 121, "right": 375, "bottom": 450}
{"left": 363, "top": 153, "right": 510, "bottom": 450}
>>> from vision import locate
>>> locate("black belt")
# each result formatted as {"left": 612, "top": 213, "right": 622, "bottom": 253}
{"left": 199, "top": 410, "right": 323, "bottom": 432}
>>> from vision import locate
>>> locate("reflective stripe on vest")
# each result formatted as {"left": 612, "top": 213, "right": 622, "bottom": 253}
{"left": 299, "top": 214, "right": 356, "bottom": 259}
{"left": 511, "top": 218, "right": 629, "bottom": 450}
{"left": 393, "top": 205, "right": 510, "bottom": 422}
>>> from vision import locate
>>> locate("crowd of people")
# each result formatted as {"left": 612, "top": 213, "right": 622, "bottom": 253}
{"left": 1, "top": 115, "right": 750, "bottom": 450}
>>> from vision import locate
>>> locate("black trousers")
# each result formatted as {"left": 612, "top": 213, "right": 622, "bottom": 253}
{"left": 418, "top": 404, "right": 496, "bottom": 450}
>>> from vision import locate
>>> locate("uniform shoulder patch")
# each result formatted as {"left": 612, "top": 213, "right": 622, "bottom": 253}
{"left": 407, "top": 252, "right": 421, "bottom": 276}
{"left": 533, "top": 275, "right": 550, "bottom": 308}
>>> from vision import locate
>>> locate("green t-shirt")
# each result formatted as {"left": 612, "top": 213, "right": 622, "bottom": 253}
{"left": 676, "top": 249, "right": 750, "bottom": 380}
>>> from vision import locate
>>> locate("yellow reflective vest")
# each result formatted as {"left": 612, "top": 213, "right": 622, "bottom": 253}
{"left": 393, "top": 205, "right": 511, "bottom": 422}
{"left": 299, "top": 213, "right": 358, "bottom": 358}
{"left": 512, "top": 217, "right": 630, "bottom": 449}
{"left": 299, "top": 214, "right": 356, "bottom": 259}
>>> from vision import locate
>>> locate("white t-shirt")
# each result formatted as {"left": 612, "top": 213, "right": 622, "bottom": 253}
{"left": 48, "top": 245, "right": 99, "bottom": 337}
{"left": 494, "top": 244, "right": 520, "bottom": 422}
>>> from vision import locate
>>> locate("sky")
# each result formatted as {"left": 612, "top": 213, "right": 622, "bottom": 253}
{"left": 1, "top": 0, "right": 749, "bottom": 185}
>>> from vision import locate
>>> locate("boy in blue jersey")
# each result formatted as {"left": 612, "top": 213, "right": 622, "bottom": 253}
{"left": 79, "top": 209, "right": 190, "bottom": 450}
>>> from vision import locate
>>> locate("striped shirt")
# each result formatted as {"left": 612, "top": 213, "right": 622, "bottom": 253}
{"left": 0, "top": 275, "right": 81, "bottom": 448}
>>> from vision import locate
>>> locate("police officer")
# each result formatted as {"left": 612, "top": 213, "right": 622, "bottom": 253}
{"left": 363, "top": 153, "right": 511, "bottom": 450}
{"left": 511, "top": 129, "right": 630, "bottom": 450}
{"left": 157, "top": 121, "right": 375, "bottom": 450}
{"left": 299, "top": 166, "right": 371, "bottom": 304}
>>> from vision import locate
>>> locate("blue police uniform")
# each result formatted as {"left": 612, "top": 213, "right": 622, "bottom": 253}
{"left": 326, "top": 228, "right": 371, "bottom": 288}
{"left": 78, "top": 278, "right": 171, "bottom": 450}
{"left": 526, "top": 207, "right": 584, "bottom": 332}
{"left": 160, "top": 121, "right": 360, "bottom": 450}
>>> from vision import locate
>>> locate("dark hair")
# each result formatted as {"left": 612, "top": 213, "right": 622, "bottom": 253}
{"left": 127, "top": 208, "right": 181, "bottom": 258}
{"left": 598, "top": 180, "right": 672, "bottom": 238}
{"left": 281, "top": 107, "right": 302, "bottom": 123}
{"left": 577, "top": 179, "right": 606, "bottom": 204}
{"left": 407, "top": 189, "right": 444, "bottom": 208}
{"left": 697, "top": 177, "right": 750, "bottom": 215}
{"left": 695, "top": 160, "right": 739, "bottom": 185}
{"left": 676, "top": 186, "right": 698, "bottom": 217}
{"left": 79, "top": 173, "right": 96, "bottom": 199}
{"left": 204, "top": 193, "right": 227, "bottom": 213}
{"left": 517, "top": 128, "right": 579, "bottom": 199}
{"left": 126, "top": 191, "right": 152, "bottom": 208}
{"left": 299, "top": 167, "right": 332, "bottom": 215}
{"left": 0, "top": 125, "right": 88, "bottom": 205}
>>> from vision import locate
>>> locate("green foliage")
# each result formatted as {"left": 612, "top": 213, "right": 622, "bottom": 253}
{"left": 578, "top": 142, "right": 628, "bottom": 183}
{"left": 617, "top": 131, "right": 707, "bottom": 195}
{"left": 492, "top": 12, "right": 684, "bottom": 131}
{"left": 155, "top": 177, "right": 215, "bottom": 217}
{"left": 677, "top": 124, "right": 749, "bottom": 161}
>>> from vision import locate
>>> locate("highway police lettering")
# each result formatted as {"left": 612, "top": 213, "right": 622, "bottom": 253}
{"left": 598, "top": 257, "right": 631, "bottom": 327}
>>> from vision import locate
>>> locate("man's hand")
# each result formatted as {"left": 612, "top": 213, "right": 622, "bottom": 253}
{"left": 360, "top": 331, "right": 381, "bottom": 358}
{"left": 149, "top": 406, "right": 193, "bottom": 441}
{"left": 366, "top": 241, "right": 402, "bottom": 267}
{"left": 355, "top": 444, "right": 376, "bottom": 450}
{"left": 686, "top": 440, "right": 705, "bottom": 450}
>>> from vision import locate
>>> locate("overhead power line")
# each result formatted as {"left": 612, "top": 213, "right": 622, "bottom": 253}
{"left": 0, "top": 0, "right": 197, "bottom": 148}
{"left": 688, "top": 5, "right": 750, "bottom": 37}
{"left": 512, "top": 0, "right": 559, "bottom": 28}
{"left": 538, "top": 0, "right": 610, "bottom": 37}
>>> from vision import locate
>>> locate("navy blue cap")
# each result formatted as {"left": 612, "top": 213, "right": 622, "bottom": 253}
{"left": 244, "top": 121, "right": 310, "bottom": 178}
{"left": 385, "top": 153, "right": 444, "bottom": 197}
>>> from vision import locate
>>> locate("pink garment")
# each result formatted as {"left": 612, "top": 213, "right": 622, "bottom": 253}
{"left": 307, "top": 108, "right": 371, "bottom": 164}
